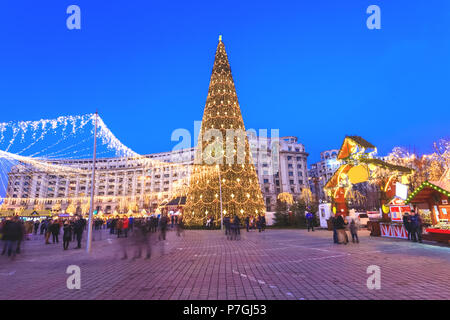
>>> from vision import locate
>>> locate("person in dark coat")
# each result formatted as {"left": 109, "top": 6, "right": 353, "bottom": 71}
{"left": 409, "top": 210, "right": 422, "bottom": 243}
{"left": 335, "top": 214, "right": 348, "bottom": 244}
{"left": 40, "top": 219, "right": 47, "bottom": 235}
{"left": 232, "top": 215, "right": 241, "bottom": 240}
{"left": 224, "top": 216, "right": 231, "bottom": 236}
{"left": 403, "top": 213, "right": 411, "bottom": 240}
{"left": 158, "top": 213, "right": 168, "bottom": 241}
{"left": 416, "top": 213, "right": 423, "bottom": 243}
{"left": 34, "top": 220, "right": 40, "bottom": 235}
{"left": 50, "top": 220, "right": 60, "bottom": 243}
{"left": 306, "top": 212, "right": 315, "bottom": 232}
{"left": 245, "top": 216, "right": 250, "bottom": 232}
{"left": 1, "top": 217, "right": 23, "bottom": 258}
{"left": 62, "top": 221, "right": 73, "bottom": 250}
{"left": 330, "top": 215, "right": 338, "bottom": 244}
{"left": 73, "top": 216, "right": 84, "bottom": 249}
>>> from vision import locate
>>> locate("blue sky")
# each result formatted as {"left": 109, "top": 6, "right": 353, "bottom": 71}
{"left": 0, "top": 0, "right": 449, "bottom": 164}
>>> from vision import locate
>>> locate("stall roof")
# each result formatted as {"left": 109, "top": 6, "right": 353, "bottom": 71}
{"left": 160, "top": 196, "right": 186, "bottom": 207}
{"left": 405, "top": 181, "right": 450, "bottom": 204}
{"left": 360, "top": 158, "right": 412, "bottom": 174}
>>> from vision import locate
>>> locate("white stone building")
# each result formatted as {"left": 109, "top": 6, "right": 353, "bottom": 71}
{"left": 3, "top": 136, "right": 308, "bottom": 213}
{"left": 308, "top": 149, "right": 340, "bottom": 202}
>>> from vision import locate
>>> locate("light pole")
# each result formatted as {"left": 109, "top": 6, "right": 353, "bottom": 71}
{"left": 217, "top": 165, "right": 223, "bottom": 231}
{"left": 86, "top": 111, "right": 98, "bottom": 253}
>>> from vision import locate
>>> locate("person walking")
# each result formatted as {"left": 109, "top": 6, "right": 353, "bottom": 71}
{"left": 232, "top": 215, "right": 241, "bottom": 240}
{"left": 50, "top": 220, "right": 60, "bottom": 244}
{"left": 416, "top": 212, "right": 423, "bottom": 243}
{"left": 132, "top": 220, "right": 152, "bottom": 260}
{"left": 403, "top": 212, "right": 411, "bottom": 240}
{"left": 245, "top": 216, "right": 250, "bottom": 232}
{"left": 330, "top": 215, "right": 339, "bottom": 244}
{"left": 306, "top": 211, "right": 315, "bottom": 232}
{"left": 158, "top": 213, "right": 168, "bottom": 241}
{"left": 224, "top": 216, "right": 231, "bottom": 236}
{"left": 116, "top": 218, "right": 124, "bottom": 238}
{"left": 40, "top": 219, "right": 47, "bottom": 235}
{"left": 33, "top": 220, "right": 40, "bottom": 235}
{"left": 123, "top": 216, "right": 129, "bottom": 238}
{"left": 349, "top": 215, "right": 360, "bottom": 243}
{"left": 62, "top": 221, "right": 72, "bottom": 250}
{"left": 1, "top": 217, "right": 23, "bottom": 259}
{"left": 409, "top": 210, "right": 422, "bottom": 243}
{"left": 45, "top": 220, "right": 52, "bottom": 244}
{"left": 257, "top": 215, "right": 263, "bottom": 232}
{"left": 409, "top": 210, "right": 419, "bottom": 242}
{"left": 335, "top": 213, "right": 348, "bottom": 244}
{"left": 73, "top": 216, "right": 84, "bottom": 249}
{"left": 176, "top": 216, "right": 184, "bottom": 237}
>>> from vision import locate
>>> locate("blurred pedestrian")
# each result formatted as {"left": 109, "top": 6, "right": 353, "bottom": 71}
{"left": 1, "top": 216, "right": 23, "bottom": 259}
{"left": 45, "top": 220, "right": 52, "bottom": 244}
{"left": 335, "top": 214, "right": 348, "bottom": 245}
{"left": 330, "top": 214, "right": 338, "bottom": 244}
{"left": 50, "top": 220, "right": 60, "bottom": 244}
{"left": 158, "top": 213, "right": 168, "bottom": 241}
{"left": 132, "top": 220, "right": 152, "bottom": 260}
{"left": 403, "top": 212, "right": 411, "bottom": 240}
{"left": 34, "top": 220, "right": 40, "bottom": 235}
{"left": 73, "top": 216, "right": 84, "bottom": 249}
{"left": 176, "top": 216, "right": 184, "bottom": 237}
{"left": 306, "top": 211, "right": 315, "bottom": 232}
{"left": 349, "top": 215, "right": 360, "bottom": 243}
{"left": 117, "top": 218, "right": 124, "bottom": 238}
{"left": 63, "top": 221, "right": 72, "bottom": 250}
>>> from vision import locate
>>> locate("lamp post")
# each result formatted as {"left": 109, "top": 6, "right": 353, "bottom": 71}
{"left": 86, "top": 111, "right": 98, "bottom": 253}
{"left": 217, "top": 165, "right": 223, "bottom": 231}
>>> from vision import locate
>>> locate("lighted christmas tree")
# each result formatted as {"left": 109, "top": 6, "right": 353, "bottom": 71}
{"left": 184, "top": 36, "right": 265, "bottom": 226}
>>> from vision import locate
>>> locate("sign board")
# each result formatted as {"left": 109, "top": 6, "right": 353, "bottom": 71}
{"left": 395, "top": 182, "right": 408, "bottom": 200}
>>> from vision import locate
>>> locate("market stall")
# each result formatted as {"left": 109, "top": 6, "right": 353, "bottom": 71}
{"left": 405, "top": 180, "right": 450, "bottom": 244}
{"left": 379, "top": 197, "right": 411, "bottom": 239}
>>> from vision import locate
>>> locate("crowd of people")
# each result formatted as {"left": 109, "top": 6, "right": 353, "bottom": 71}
{"left": 329, "top": 212, "right": 361, "bottom": 245}
{"left": 0, "top": 212, "right": 185, "bottom": 261}
{"left": 244, "top": 215, "right": 266, "bottom": 233}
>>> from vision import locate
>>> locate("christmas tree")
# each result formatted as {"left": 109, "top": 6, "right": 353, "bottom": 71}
{"left": 184, "top": 36, "right": 265, "bottom": 226}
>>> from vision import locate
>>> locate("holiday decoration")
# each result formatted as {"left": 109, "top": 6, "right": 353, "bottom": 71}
{"left": 183, "top": 37, "right": 265, "bottom": 226}
{"left": 324, "top": 136, "right": 413, "bottom": 216}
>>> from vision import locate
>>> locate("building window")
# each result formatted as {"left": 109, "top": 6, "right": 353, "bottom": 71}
{"left": 289, "top": 172, "right": 293, "bottom": 176}
{"left": 263, "top": 179, "right": 269, "bottom": 183}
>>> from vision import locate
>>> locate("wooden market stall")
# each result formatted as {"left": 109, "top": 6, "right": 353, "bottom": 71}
{"left": 378, "top": 197, "right": 412, "bottom": 239}
{"left": 405, "top": 180, "right": 450, "bottom": 244}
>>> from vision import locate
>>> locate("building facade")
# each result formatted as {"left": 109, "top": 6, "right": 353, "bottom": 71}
{"left": 3, "top": 135, "right": 308, "bottom": 214}
{"left": 308, "top": 149, "right": 340, "bottom": 202}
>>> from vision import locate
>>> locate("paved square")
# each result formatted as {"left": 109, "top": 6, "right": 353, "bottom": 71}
{"left": 0, "top": 228, "right": 449, "bottom": 300}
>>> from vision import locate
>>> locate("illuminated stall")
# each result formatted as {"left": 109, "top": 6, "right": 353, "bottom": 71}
{"left": 405, "top": 180, "right": 450, "bottom": 243}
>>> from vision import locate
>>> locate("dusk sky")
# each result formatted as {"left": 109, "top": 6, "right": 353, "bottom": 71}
{"left": 1, "top": 0, "right": 449, "bottom": 163}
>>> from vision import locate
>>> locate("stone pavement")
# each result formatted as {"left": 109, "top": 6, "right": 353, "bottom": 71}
{"left": 0, "top": 227, "right": 449, "bottom": 300}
